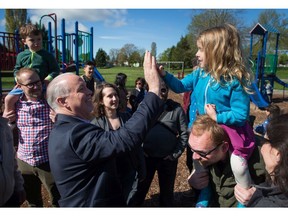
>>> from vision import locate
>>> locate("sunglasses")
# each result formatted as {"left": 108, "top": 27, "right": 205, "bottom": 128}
{"left": 18, "top": 80, "right": 42, "bottom": 89}
{"left": 190, "top": 142, "right": 223, "bottom": 158}
{"left": 161, "top": 88, "right": 167, "bottom": 93}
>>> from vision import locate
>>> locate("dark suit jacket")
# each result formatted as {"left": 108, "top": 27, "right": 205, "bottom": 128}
{"left": 48, "top": 92, "right": 164, "bottom": 207}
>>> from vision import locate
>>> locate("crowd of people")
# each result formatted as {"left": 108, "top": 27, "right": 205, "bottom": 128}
{"left": 1, "top": 23, "right": 288, "bottom": 208}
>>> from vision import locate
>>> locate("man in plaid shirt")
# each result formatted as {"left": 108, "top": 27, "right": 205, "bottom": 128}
{"left": 3, "top": 68, "right": 60, "bottom": 207}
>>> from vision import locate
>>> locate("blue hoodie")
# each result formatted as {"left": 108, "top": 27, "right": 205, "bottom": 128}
{"left": 163, "top": 68, "right": 250, "bottom": 127}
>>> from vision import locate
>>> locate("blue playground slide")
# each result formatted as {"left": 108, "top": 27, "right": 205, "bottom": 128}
{"left": 250, "top": 82, "right": 269, "bottom": 108}
{"left": 93, "top": 67, "right": 105, "bottom": 82}
{"left": 274, "top": 76, "right": 288, "bottom": 88}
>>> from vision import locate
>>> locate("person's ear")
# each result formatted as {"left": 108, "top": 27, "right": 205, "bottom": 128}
{"left": 16, "top": 82, "right": 22, "bottom": 89}
{"left": 275, "top": 149, "right": 281, "bottom": 163}
{"left": 56, "top": 97, "right": 67, "bottom": 107}
{"left": 221, "top": 141, "right": 230, "bottom": 153}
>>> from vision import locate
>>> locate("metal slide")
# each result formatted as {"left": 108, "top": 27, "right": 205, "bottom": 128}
{"left": 93, "top": 67, "right": 105, "bottom": 82}
{"left": 249, "top": 82, "right": 269, "bottom": 108}
{"left": 274, "top": 76, "right": 288, "bottom": 88}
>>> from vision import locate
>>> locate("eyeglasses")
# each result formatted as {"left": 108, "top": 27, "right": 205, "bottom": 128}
{"left": 190, "top": 142, "right": 223, "bottom": 158}
{"left": 136, "top": 82, "right": 142, "bottom": 85}
{"left": 18, "top": 80, "right": 42, "bottom": 89}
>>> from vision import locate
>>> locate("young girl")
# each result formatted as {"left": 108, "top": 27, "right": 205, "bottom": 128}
{"left": 159, "top": 23, "right": 255, "bottom": 207}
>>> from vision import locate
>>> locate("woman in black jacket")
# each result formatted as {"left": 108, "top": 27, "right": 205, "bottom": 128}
{"left": 91, "top": 82, "right": 145, "bottom": 206}
{"left": 235, "top": 113, "right": 288, "bottom": 207}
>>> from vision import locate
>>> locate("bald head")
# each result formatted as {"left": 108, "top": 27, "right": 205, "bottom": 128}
{"left": 47, "top": 73, "right": 93, "bottom": 120}
{"left": 46, "top": 73, "right": 75, "bottom": 110}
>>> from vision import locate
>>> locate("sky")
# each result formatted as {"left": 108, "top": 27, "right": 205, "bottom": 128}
{"left": 1, "top": 2, "right": 288, "bottom": 58}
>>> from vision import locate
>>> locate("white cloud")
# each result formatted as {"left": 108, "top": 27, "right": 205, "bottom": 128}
{"left": 64, "top": 21, "right": 89, "bottom": 33}
{"left": 28, "top": 9, "right": 127, "bottom": 29}
{"left": 99, "top": 36, "right": 125, "bottom": 40}
{"left": 105, "top": 17, "right": 127, "bottom": 28}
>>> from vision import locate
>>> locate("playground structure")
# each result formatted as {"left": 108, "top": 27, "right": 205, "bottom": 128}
{"left": 0, "top": 13, "right": 105, "bottom": 96}
{"left": 249, "top": 23, "right": 288, "bottom": 108}
{"left": 39, "top": 13, "right": 94, "bottom": 74}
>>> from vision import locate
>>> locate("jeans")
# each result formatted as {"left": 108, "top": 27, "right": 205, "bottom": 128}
{"left": 17, "top": 159, "right": 60, "bottom": 207}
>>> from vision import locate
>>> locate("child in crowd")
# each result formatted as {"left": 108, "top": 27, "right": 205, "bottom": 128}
{"left": 81, "top": 61, "right": 101, "bottom": 95}
{"left": 254, "top": 104, "right": 280, "bottom": 137}
{"left": 129, "top": 77, "right": 146, "bottom": 113}
{"left": 4, "top": 23, "right": 59, "bottom": 125}
{"left": 114, "top": 73, "right": 129, "bottom": 113}
{"left": 159, "top": 23, "right": 255, "bottom": 207}
{"left": 264, "top": 80, "right": 273, "bottom": 103}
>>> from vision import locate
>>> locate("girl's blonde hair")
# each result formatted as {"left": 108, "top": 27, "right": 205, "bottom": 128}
{"left": 197, "top": 23, "right": 252, "bottom": 93}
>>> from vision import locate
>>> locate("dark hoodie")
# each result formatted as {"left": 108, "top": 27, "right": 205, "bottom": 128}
{"left": 248, "top": 182, "right": 288, "bottom": 207}
{"left": 142, "top": 99, "right": 188, "bottom": 159}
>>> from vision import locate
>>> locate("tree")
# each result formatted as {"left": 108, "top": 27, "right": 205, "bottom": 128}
{"left": 158, "top": 35, "right": 196, "bottom": 69}
{"left": 187, "top": 9, "right": 245, "bottom": 37}
{"left": 257, "top": 9, "right": 288, "bottom": 51}
{"left": 95, "top": 48, "right": 108, "bottom": 67}
{"left": 117, "top": 43, "right": 139, "bottom": 66}
{"left": 128, "top": 51, "right": 141, "bottom": 66}
{"left": 5, "top": 9, "right": 27, "bottom": 33}
{"left": 159, "top": 46, "right": 175, "bottom": 62}
{"left": 138, "top": 48, "right": 146, "bottom": 66}
{"left": 122, "top": 43, "right": 138, "bottom": 59}
{"left": 279, "top": 54, "right": 288, "bottom": 65}
{"left": 80, "top": 52, "right": 91, "bottom": 63}
{"left": 109, "top": 48, "right": 120, "bottom": 65}
{"left": 117, "top": 48, "right": 128, "bottom": 66}
{"left": 173, "top": 35, "right": 195, "bottom": 68}
{"left": 158, "top": 9, "right": 247, "bottom": 68}
{"left": 151, "top": 42, "right": 157, "bottom": 58}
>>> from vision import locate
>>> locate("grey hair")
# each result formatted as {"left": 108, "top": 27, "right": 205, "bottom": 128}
{"left": 47, "top": 73, "right": 74, "bottom": 110}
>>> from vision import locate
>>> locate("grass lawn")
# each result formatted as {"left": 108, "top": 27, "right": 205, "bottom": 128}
{"left": 1, "top": 66, "right": 288, "bottom": 92}
{"left": 95, "top": 67, "right": 145, "bottom": 90}
{"left": 0, "top": 66, "right": 187, "bottom": 91}
{"left": 95, "top": 66, "right": 188, "bottom": 90}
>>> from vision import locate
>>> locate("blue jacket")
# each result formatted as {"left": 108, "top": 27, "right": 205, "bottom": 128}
{"left": 163, "top": 68, "right": 250, "bottom": 127}
{"left": 48, "top": 93, "right": 164, "bottom": 207}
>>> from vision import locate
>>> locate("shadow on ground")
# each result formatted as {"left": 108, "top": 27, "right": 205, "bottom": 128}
{"left": 142, "top": 190, "right": 196, "bottom": 207}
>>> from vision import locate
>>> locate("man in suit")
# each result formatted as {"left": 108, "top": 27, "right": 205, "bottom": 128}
{"left": 46, "top": 51, "right": 164, "bottom": 207}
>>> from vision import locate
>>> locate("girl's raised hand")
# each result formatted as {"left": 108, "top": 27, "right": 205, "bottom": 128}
{"left": 205, "top": 104, "right": 217, "bottom": 121}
